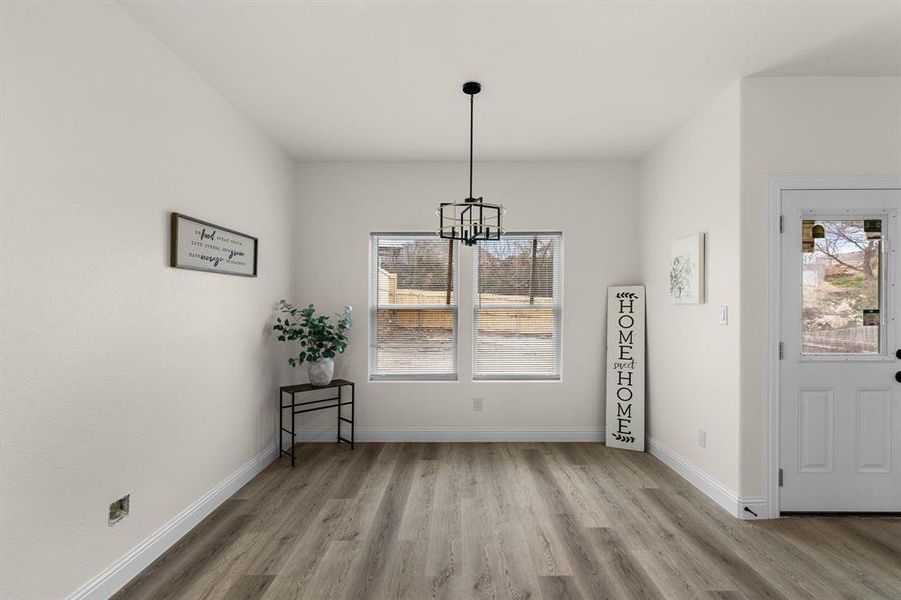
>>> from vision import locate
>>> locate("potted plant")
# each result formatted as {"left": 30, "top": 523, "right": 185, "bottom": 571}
{"left": 273, "top": 300, "right": 352, "bottom": 386}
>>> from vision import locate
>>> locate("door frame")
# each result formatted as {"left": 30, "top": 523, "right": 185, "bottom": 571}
{"left": 765, "top": 175, "right": 901, "bottom": 518}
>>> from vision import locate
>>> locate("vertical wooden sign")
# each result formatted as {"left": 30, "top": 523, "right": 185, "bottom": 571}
{"left": 605, "top": 285, "right": 646, "bottom": 451}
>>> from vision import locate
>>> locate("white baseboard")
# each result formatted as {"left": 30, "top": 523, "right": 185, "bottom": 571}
{"left": 67, "top": 445, "right": 277, "bottom": 600}
{"left": 283, "top": 427, "right": 605, "bottom": 443}
{"left": 737, "top": 496, "right": 770, "bottom": 519}
{"left": 646, "top": 436, "right": 770, "bottom": 519}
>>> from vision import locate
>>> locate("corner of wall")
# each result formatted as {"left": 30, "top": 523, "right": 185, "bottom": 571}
{"left": 637, "top": 78, "right": 744, "bottom": 507}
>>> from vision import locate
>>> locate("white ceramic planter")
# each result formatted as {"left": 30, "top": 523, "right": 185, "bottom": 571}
{"left": 307, "top": 357, "right": 335, "bottom": 386}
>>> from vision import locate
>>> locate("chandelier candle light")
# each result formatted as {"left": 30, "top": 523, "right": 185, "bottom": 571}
{"left": 437, "top": 81, "right": 504, "bottom": 246}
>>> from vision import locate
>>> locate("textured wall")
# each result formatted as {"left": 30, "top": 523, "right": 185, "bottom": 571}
{"left": 293, "top": 162, "right": 639, "bottom": 436}
{"left": 0, "top": 2, "right": 296, "bottom": 597}
{"left": 638, "top": 83, "right": 743, "bottom": 493}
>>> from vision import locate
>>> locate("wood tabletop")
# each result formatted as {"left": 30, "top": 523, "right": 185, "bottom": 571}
{"left": 280, "top": 379, "right": 354, "bottom": 394}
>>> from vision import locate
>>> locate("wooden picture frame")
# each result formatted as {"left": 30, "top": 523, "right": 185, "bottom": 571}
{"left": 170, "top": 212, "right": 258, "bottom": 277}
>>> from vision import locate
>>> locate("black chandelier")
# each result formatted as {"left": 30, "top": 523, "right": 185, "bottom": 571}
{"left": 437, "top": 81, "right": 504, "bottom": 246}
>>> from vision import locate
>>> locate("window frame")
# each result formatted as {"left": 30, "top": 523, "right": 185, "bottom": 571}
{"left": 797, "top": 212, "right": 890, "bottom": 361}
{"left": 369, "top": 232, "right": 460, "bottom": 382}
{"left": 471, "top": 231, "right": 563, "bottom": 382}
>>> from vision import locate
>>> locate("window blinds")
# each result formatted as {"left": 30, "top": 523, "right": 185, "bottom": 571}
{"left": 370, "top": 234, "right": 458, "bottom": 380}
{"left": 473, "top": 233, "right": 562, "bottom": 380}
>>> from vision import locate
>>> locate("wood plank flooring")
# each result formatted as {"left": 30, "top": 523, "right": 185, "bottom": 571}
{"left": 115, "top": 443, "right": 901, "bottom": 599}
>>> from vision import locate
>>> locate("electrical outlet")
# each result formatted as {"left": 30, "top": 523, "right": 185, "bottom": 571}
{"left": 109, "top": 494, "right": 130, "bottom": 526}
{"left": 698, "top": 430, "right": 707, "bottom": 449}
{"left": 473, "top": 398, "right": 483, "bottom": 411}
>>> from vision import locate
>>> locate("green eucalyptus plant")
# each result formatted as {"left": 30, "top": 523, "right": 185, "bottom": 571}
{"left": 273, "top": 300, "right": 353, "bottom": 367}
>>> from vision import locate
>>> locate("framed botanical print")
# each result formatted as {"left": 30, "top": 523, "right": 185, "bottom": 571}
{"left": 670, "top": 233, "right": 704, "bottom": 304}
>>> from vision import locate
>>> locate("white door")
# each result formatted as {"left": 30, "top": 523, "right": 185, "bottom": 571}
{"left": 780, "top": 189, "right": 901, "bottom": 512}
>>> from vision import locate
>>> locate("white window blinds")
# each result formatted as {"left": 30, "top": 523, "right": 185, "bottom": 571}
{"left": 370, "top": 234, "right": 458, "bottom": 380}
{"left": 473, "top": 233, "right": 562, "bottom": 380}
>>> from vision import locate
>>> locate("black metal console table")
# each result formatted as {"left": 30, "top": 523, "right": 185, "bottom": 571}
{"left": 279, "top": 379, "right": 354, "bottom": 466}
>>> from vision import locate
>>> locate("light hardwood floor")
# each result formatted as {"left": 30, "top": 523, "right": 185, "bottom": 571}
{"left": 115, "top": 443, "right": 901, "bottom": 599}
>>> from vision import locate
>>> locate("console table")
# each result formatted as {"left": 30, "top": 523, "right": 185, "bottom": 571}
{"left": 279, "top": 379, "right": 354, "bottom": 467}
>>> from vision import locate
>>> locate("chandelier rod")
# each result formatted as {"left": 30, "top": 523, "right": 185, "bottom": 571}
{"left": 469, "top": 90, "right": 474, "bottom": 200}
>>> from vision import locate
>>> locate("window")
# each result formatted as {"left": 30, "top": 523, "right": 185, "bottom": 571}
{"left": 801, "top": 218, "right": 884, "bottom": 354}
{"left": 473, "top": 233, "right": 562, "bottom": 380}
{"left": 369, "top": 233, "right": 458, "bottom": 380}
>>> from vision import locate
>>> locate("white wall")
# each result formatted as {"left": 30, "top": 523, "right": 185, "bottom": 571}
{"left": 638, "top": 83, "right": 743, "bottom": 493}
{"left": 637, "top": 76, "right": 901, "bottom": 504}
{"left": 0, "top": 3, "right": 296, "bottom": 598}
{"left": 739, "top": 76, "right": 901, "bottom": 496}
{"left": 293, "top": 162, "right": 638, "bottom": 438}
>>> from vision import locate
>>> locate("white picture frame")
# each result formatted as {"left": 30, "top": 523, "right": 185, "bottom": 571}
{"left": 669, "top": 233, "right": 705, "bottom": 304}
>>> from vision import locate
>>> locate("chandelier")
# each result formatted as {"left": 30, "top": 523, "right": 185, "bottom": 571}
{"left": 437, "top": 81, "right": 504, "bottom": 246}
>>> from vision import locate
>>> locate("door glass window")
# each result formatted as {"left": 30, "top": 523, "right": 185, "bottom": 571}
{"left": 801, "top": 219, "right": 882, "bottom": 354}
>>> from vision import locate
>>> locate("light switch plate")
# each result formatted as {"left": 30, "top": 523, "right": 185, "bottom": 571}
{"left": 719, "top": 304, "right": 728, "bottom": 325}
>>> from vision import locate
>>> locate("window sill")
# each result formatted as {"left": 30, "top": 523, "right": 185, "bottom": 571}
{"left": 369, "top": 375, "right": 459, "bottom": 383}
{"left": 473, "top": 376, "right": 561, "bottom": 382}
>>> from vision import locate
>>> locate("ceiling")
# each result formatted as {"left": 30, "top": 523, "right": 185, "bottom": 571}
{"left": 119, "top": 1, "right": 901, "bottom": 161}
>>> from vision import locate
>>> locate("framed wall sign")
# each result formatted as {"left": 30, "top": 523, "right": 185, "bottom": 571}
{"left": 170, "top": 213, "right": 258, "bottom": 277}
{"left": 605, "top": 285, "right": 646, "bottom": 452}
